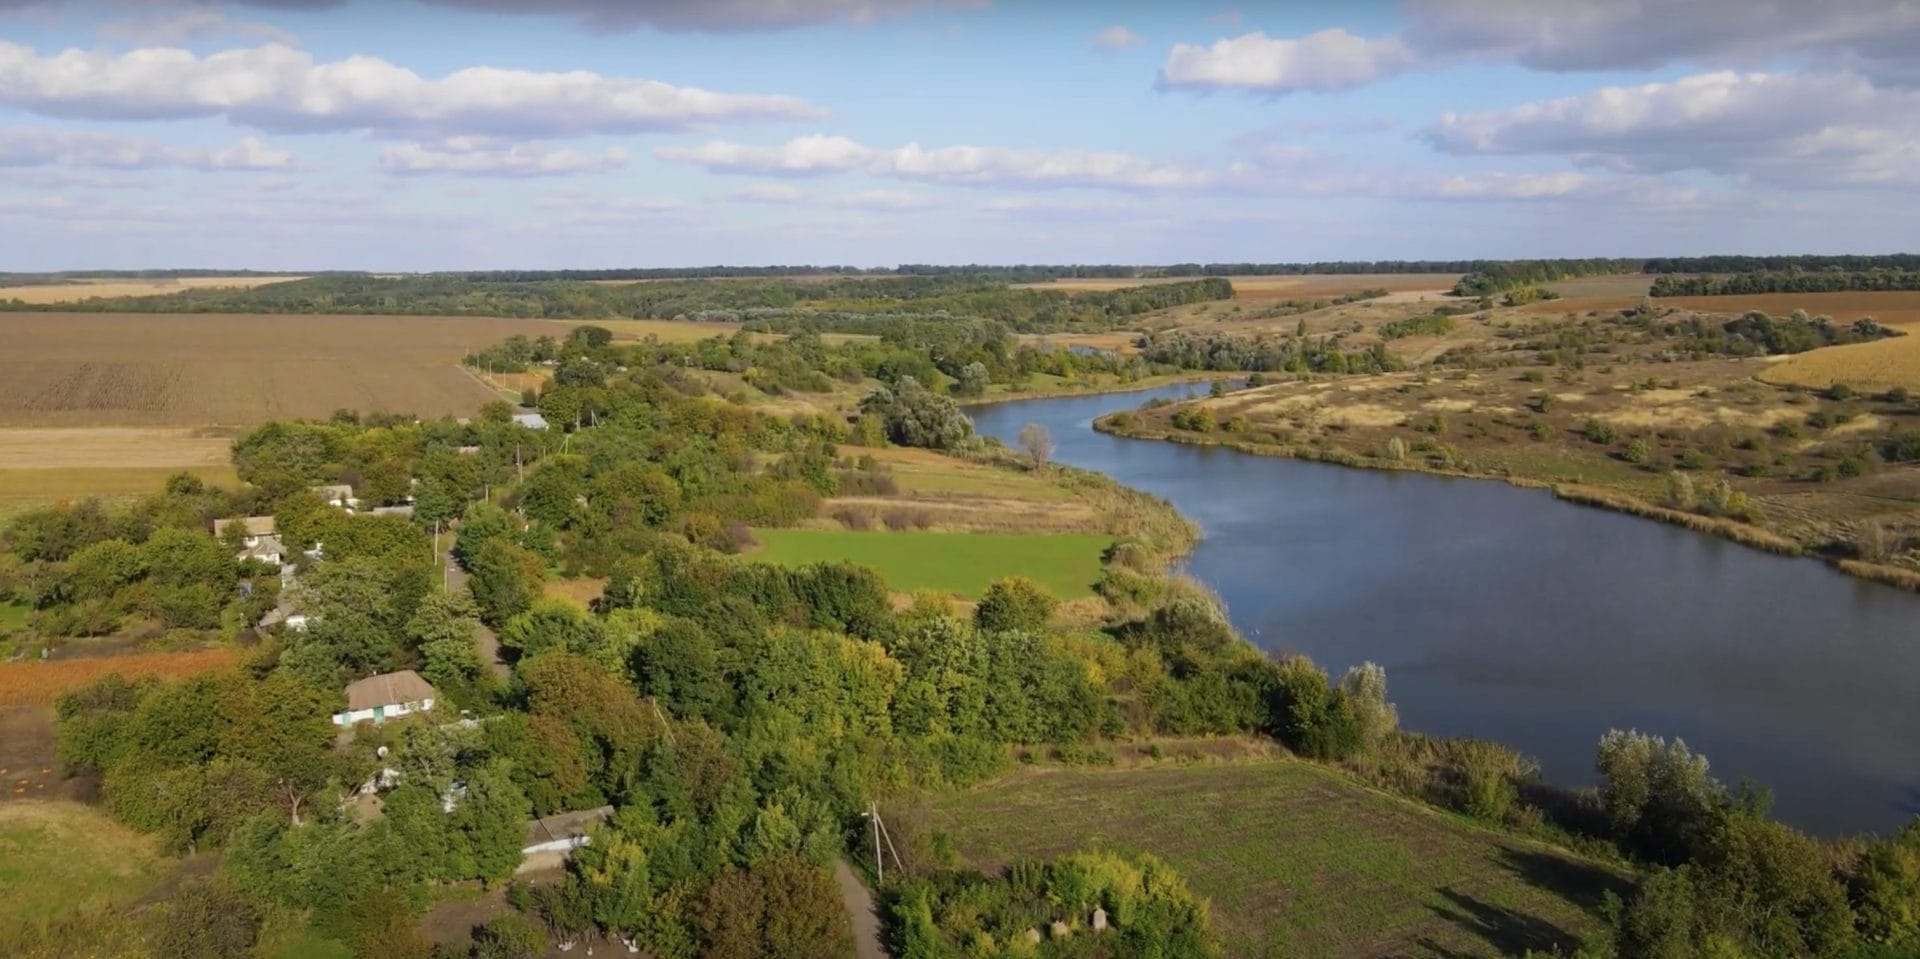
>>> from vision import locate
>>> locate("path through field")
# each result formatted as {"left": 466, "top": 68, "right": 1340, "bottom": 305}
{"left": 835, "top": 858, "right": 889, "bottom": 959}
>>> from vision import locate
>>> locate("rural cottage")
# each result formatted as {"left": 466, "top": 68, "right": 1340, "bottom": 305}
{"left": 332, "top": 670, "right": 438, "bottom": 727}
{"left": 213, "top": 516, "right": 285, "bottom": 565}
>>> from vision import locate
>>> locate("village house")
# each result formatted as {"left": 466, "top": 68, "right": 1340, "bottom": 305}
{"left": 213, "top": 516, "right": 285, "bottom": 565}
{"left": 512, "top": 411, "right": 549, "bottom": 431}
{"left": 312, "top": 484, "right": 361, "bottom": 511}
{"left": 331, "top": 669, "right": 438, "bottom": 727}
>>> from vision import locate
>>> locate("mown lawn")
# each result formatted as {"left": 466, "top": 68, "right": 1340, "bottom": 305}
{"left": 922, "top": 761, "right": 1625, "bottom": 958}
{"left": 749, "top": 529, "right": 1111, "bottom": 599}
{"left": 0, "top": 800, "right": 169, "bottom": 924}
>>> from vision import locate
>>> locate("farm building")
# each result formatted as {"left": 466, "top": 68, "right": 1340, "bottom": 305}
{"left": 213, "top": 516, "right": 284, "bottom": 565}
{"left": 332, "top": 669, "right": 438, "bottom": 727}
{"left": 312, "top": 484, "right": 361, "bottom": 511}
{"left": 519, "top": 805, "right": 613, "bottom": 873}
{"left": 512, "top": 411, "right": 549, "bottom": 431}
{"left": 368, "top": 504, "right": 415, "bottom": 518}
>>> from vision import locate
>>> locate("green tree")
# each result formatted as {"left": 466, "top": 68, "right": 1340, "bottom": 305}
{"left": 973, "top": 576, "right": 1057, "bottom": 634}
{"left": 408, "top": 589, "right": 489, "bottom": 696}
{"left": 467, "top": 538, "right": 548, "bottom": 627}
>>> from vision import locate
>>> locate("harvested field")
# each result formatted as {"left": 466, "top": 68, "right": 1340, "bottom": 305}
{"left": 0, "top": 312, "right": 576, "bottom": 427}
{"left": 0, "top": 648, "right": 235, "bottom": 707}
{"left": 0, "top": 427, "right": 241, "bottom": 518}
{"left": 1542, "top": 274, "right": 1654, "bottom": 299}
{"left": 922, "top": 760, "right": 1621, "bottom": 958}
{"left": 0, "top": 276, "right": 304, "bottom": 304}
{"left": 1657, "top": 292, "right": 1920, "bottom": 328}
{"left": 1762, "top": 336, "right": 1920, "bottom": 394}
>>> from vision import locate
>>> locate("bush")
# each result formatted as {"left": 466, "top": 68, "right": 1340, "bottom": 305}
{"left": 1624, "top": 438, "right": 1653, "bottom": 464}
{"left": 1273, "top": 658, "right": 1362, "bottom": 761}
{"left": 974, "top": 577, "right": 1057, "bottom": 634}
{"left": 1584, "top": 419, "right": 1619, "bottom": 444}
{"left": 1460, "top": 750, "right": 1519, "bottom": 822}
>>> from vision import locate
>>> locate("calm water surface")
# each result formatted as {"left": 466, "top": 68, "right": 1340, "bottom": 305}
{"left": 970, "top": 384, "right": 1920, "bottom": 836}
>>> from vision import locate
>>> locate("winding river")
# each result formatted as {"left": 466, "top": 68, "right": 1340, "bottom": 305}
{"left": 969, "top": 383, "right": 1920, "bottom": 837}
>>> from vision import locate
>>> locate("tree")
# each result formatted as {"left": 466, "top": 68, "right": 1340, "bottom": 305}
{"left": 974, "top": 576, "right": 1057, "bottom": 634}
{"left": 1596, "top": 729, "right": 1726, "bottom": 864}
{"left": 1338, "top": 662, "right": 1397, "bottom": 748}
{"left": 467, "top": 538, "right": 547, "bottom": 627}
{"left": 696, "top": 859, "right": 854, "bottom": 959}
{"left": 1017, "top": 422, "right": 1053, "bottom": 470}
{"left": 408, "top": 589, "right": 488, "bottom": 696}
{"left": 859, "top": 377, "right": 972, "bottom": 450}
{"left": 954, "top": 361, "right": 990, "bottom": 397}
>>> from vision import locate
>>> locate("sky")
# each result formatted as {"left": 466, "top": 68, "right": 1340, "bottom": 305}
{"left": 0, "top": 0, "right": 1915, "bottom": 270}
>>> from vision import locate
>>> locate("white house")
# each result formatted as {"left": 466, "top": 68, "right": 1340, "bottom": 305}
{"left": 331, "top": 670, "right": 438, "bottom": 727}
{"left": 312, "top": 484, "right": 361, "bottom": 511}
{"left": 213, "top": 516, "right": 285, "bottom": 565}
{"left": 512, "top": 411, "right": 549, "bottom": 431}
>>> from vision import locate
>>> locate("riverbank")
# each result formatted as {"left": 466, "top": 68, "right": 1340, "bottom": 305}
{"left": 960, "top": 370, "right": 1239, "bottom": 408}
{"left": 1091, "top": 373, "right": 1920, "bottom": 594}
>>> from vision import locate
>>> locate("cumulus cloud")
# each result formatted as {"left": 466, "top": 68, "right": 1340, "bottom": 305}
{"left": 417, "top": 0, "right": 975, "bottom": 33}
{"left": 1158, "top": 29, "right": 1416, "bottom": 93}
{"left": 658, "top": 135, "right": 1216, "bottom": 191}
{"left": 1162, "top": 1, "right": 1920, "bottom": 95}
{"left": 1300, "top": 169, "right": 1702, "bottom": 205}
{"left": 1424, "top": 71, "right": 1920, "bottom": 187}
{"left": 379, "top": 137, "right": 629, "bottom": 177}
{"left": 0, "top": 127, "right": 294, "bottom": 170}
{"left": 979, "top": 195, "right": 1147, "bottom": 219}
{"left": 0, "top": 41, "right": 824, "bottom": 137}
{"left": 1091, "top": 26, "right": 1143, "bottom": 52}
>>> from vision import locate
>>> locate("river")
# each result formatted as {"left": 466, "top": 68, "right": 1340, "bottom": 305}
{"left": 969, "top": 383, "right": 1920, "bottom": 837}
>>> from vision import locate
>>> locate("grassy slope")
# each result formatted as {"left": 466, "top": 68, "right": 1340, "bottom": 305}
{"left": 750, "top": 529, "right": 1111, "bottom": 599}
{"left": 0, "top": 801, "right": 169, "bottom": 923}
{"left": 923, "top": 760, "right": 1624, "bottom": 959}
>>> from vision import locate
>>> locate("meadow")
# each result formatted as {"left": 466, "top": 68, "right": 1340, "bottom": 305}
{"left": 748, "top": 529, "right": 1111, "bottom": 598}
{"left": 0, "top": 801, "right": 169, "bottom": 922}
{"left": 921, "top": 759, "right": 1621, "bottom": 958}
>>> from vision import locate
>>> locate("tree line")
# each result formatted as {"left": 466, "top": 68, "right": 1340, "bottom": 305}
{"left": 1650, "top": 270, "right": 1920, "bottom": 296}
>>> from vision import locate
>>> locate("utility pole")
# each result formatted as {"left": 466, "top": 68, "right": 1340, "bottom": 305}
{"left": 869, "top": 803, "right": 883, "bottom": 884}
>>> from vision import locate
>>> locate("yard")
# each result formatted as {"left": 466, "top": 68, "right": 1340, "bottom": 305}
{"left": 920, "top": 760, "right": 1623, "bottom": 958}
{"left": 748, "top": 529, "right": 1111, "bottom": 599}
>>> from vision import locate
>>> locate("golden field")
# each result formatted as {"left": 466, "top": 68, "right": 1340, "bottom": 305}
{"left": 0, "top": 276, "right": 305, "bottom": 304}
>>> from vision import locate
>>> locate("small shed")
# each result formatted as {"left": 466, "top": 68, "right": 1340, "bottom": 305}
{"left": 512, "top": 411, "right": 550, "bottom": 431}
{"left": 332, "top": 669, "right": 438, "bottom": 727}
{"left": 519, "top": 805, "right": 613, "bottom": 873}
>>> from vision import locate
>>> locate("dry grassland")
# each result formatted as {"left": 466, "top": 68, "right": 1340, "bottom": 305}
{"left": 0, "top": 428, "right": 239, "bottom": 518}
{"left": 0, "top": 276, "right": 305, "bottom": 304}
{"left": 0, "top": 312, "right": 574, "bottom": 427}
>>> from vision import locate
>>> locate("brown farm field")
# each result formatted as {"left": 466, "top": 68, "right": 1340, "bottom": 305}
{"left": 0, "top": 275, "right": 305, "bottom": 305}
{"left": 0, "top": 312, "right": 577, "bottom": 427}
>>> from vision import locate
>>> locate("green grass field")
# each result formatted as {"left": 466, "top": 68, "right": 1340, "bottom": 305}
{"left": 749, "top": 529, "right": 1111, "bottom": 598}
{"left": 0, "top": 801, "right": 168, "bottom": 923}
{"left": 0, "top": 602, "right": 27, "bottom": 634}
{"left": 922, "top": 761, "right": 1624, "bottom": 958}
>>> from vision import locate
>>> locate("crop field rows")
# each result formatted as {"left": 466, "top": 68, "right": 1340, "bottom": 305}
{"left": 0, "top": 312, "right": 576, "bottom": 426}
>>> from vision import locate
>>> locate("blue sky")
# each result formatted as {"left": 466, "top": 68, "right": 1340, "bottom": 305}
{"left": 0, "top": 0, "right": 1914, "bottom": 270}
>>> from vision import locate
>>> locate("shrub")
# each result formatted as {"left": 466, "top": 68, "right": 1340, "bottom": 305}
{"left": 1624, "top": 438, "right": 1653, "bottom": 464}
{"left": 1460, "top": 749, "right": 1519, "bottom": 823}
{"left": 1825, "top": 382, "right": 1855, "bottom": 401}
{"left": 1584, "top": 419, "right": 1619, "bottom": 445}
{"left": 974, "top": 577, "right": 1058, "bottom": 634}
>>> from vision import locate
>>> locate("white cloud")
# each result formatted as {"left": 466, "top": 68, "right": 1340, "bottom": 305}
{"left": 1424, "top": 71, "right": 1920, "bottom": 187}
{"left": 1300, "top": 170, "right": 1703, "bottom": 205}
{"left": 979, "top": 195, "right": 1147, "bottom": 219}
{"left": 731, "top": 181, "right": 935, "bottom": 209}
{"left": 379, "top": 137, "right": 629, "bottom": 177}
{"left": 659, "top": 135, "right": 1217, "bottom": 191}
{"left": 418, "top": 0, "right": 978, "bottom": 33}
{"left": 98, "top": 7, "right": 298, "bottom": 47}
{"left": 1158, "top": 29, "right": 1416, "bottom": 93}
{"left": 1091, "top": 26, "right": 1143, "bottom": 52}
{"left": 1402, "top": 0, "right": 1920, "bottom": 83}
{"left": 0, "top": 41, "right": 824, "bottom": 137}
{"left": 1163, "top": 1, "right": 1920, "bottom": 96}
{"left": 0, "top": 127, "right": 294, "bottom": 170}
